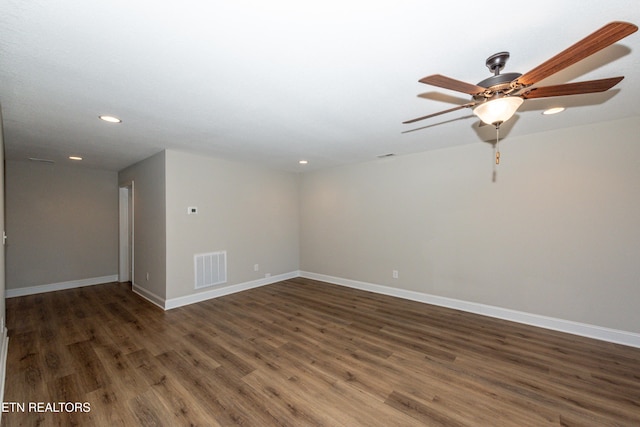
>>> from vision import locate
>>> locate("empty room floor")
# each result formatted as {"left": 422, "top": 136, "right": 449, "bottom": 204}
{"left": 3, "top": 278, "right": 640, "bottom": 426}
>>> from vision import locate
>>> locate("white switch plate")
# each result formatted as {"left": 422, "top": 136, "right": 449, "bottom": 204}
{"left": 188, "top": 206, "right": 198, "bottom": 214}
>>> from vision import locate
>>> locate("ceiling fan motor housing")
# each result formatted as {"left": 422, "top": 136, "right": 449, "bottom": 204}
{"left": 475, "top": 52, "right": 523, "bottom": 100}
{"left": 475, "top": 72, "right": 523, "bottom": 100}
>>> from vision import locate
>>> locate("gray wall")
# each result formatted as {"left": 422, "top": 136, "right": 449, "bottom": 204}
{"left": 119, "top": 151, "right": 167, "bottom": 301}
{"left": 5, "top": 160, "right": 118, "bottom": 290}
{"left": 165, "top": 150, "right": 299, "bottom": 300}
{"left": 300, "top": 117, "right": 640, "bottom": 333}
{"left": 4, "top": 117, "right": 638, "bottom": 337}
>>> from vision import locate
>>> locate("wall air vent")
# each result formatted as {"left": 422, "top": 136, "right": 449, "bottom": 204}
{"left": 194, "top": 251, "right": 227, "bottom": 289}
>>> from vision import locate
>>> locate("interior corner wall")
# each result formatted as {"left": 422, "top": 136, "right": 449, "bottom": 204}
{"left": 0, "top": 106, "right": 6, "bottom": 412}
{"left": 299, "top": 117, "right": 640, "bottom": 334}
{"left": 5, "top": 160, "right": 119, "bottom": 290}
{"left": 164, "top": 150, "right": 299, "bottom": 300}
{"left": 119, "top": 151, "right": 167, "bottom": 301}
{"left": 0, "top": 108, "right": 5, "bottom": 326}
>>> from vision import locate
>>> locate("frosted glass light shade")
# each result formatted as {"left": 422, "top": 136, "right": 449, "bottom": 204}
{"left": 473, "top": 96, "right": 523, "bottom": 125}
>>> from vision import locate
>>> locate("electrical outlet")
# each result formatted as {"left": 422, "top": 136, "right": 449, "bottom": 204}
{"left": 254, "top": 264, "right": 259, "bottom": 271}
{"left": 392, "top": 270, "right": 399, "bottom": 279}
{"left": 146, "top": 272, "right": 150, "bottom": 281}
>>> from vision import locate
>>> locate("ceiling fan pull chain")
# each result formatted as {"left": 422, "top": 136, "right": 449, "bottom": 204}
{"left": 495, "top": 125, "right": 501, "bottom": 165}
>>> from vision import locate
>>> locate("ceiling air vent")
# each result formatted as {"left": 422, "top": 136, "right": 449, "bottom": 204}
{"left": 28, "top": 157, "right": 55, "bottom": 164}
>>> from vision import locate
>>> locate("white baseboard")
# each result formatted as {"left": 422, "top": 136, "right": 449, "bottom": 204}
{"left": 131, "top": 271, "right": 301, "bottom": 310}
{"left": 5, "top": 275, "right": 119, "bottom": 298}
{"left": 131, "top": 283, "right": 166, "bottom": 309}
{"left": 299, "top": 271, "right": 640, "bottom": 349}
{"left": 164, "top": 271, "right": 299, "bottom": 309}
{"left": 0, "top": 326, "right": 8, "bottom": 424}
{"left": 10, "top": 270, "right": 638, "bottom": 348}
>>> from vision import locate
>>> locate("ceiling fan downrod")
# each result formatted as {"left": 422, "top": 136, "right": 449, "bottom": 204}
{"left": 486, "top": 52, "right": 510, "bottom": 76}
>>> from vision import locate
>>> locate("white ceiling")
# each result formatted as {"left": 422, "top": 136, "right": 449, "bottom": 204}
{"left": 1, "top": 1, "right": 639, "bottom": 172}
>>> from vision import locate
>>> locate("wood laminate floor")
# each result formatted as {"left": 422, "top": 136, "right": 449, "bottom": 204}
{"left": 3, "top": 278, "right": 640, "bottom": 426}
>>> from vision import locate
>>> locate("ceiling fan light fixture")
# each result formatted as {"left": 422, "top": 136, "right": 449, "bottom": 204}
{"left": 473, "top": 96, "right": 524, "bottom": 126}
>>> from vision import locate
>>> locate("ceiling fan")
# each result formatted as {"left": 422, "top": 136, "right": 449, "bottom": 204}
{"left": 403, "top": 21, "right": 638, "bottom": 130}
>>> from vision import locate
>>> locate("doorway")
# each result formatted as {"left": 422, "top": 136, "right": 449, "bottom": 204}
{"left": 118, "top": 182, "right": 134, "bottom": 283}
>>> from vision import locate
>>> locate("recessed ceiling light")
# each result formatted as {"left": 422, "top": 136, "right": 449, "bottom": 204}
{"left": 542, "top": 107, "right": 565, "bottom": 115}
{"left": 69, "top": 156, "right": 83, "bottom": 161}
{"left": 99, "top": 115, "right": 122, "bottom": 123}
{"left": 299, "top": 160, "right": 309, "bottom": 165}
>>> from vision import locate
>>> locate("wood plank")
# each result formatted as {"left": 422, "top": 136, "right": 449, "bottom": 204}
{"left": 66, "top": 340, "right": 108, "bottom": 395}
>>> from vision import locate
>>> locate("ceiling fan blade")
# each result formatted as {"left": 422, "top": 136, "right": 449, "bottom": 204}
{"left": 419, "top": 74, "right": 486, "bottom": 95}
{"left": 521, "top": 76, "right": 624, "bottom": 99}
{"left": 516, "top": 21, "right": 638, "bottom": 87}
{"left": 403, "top": 103, "right": 475, "bottom": 124}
